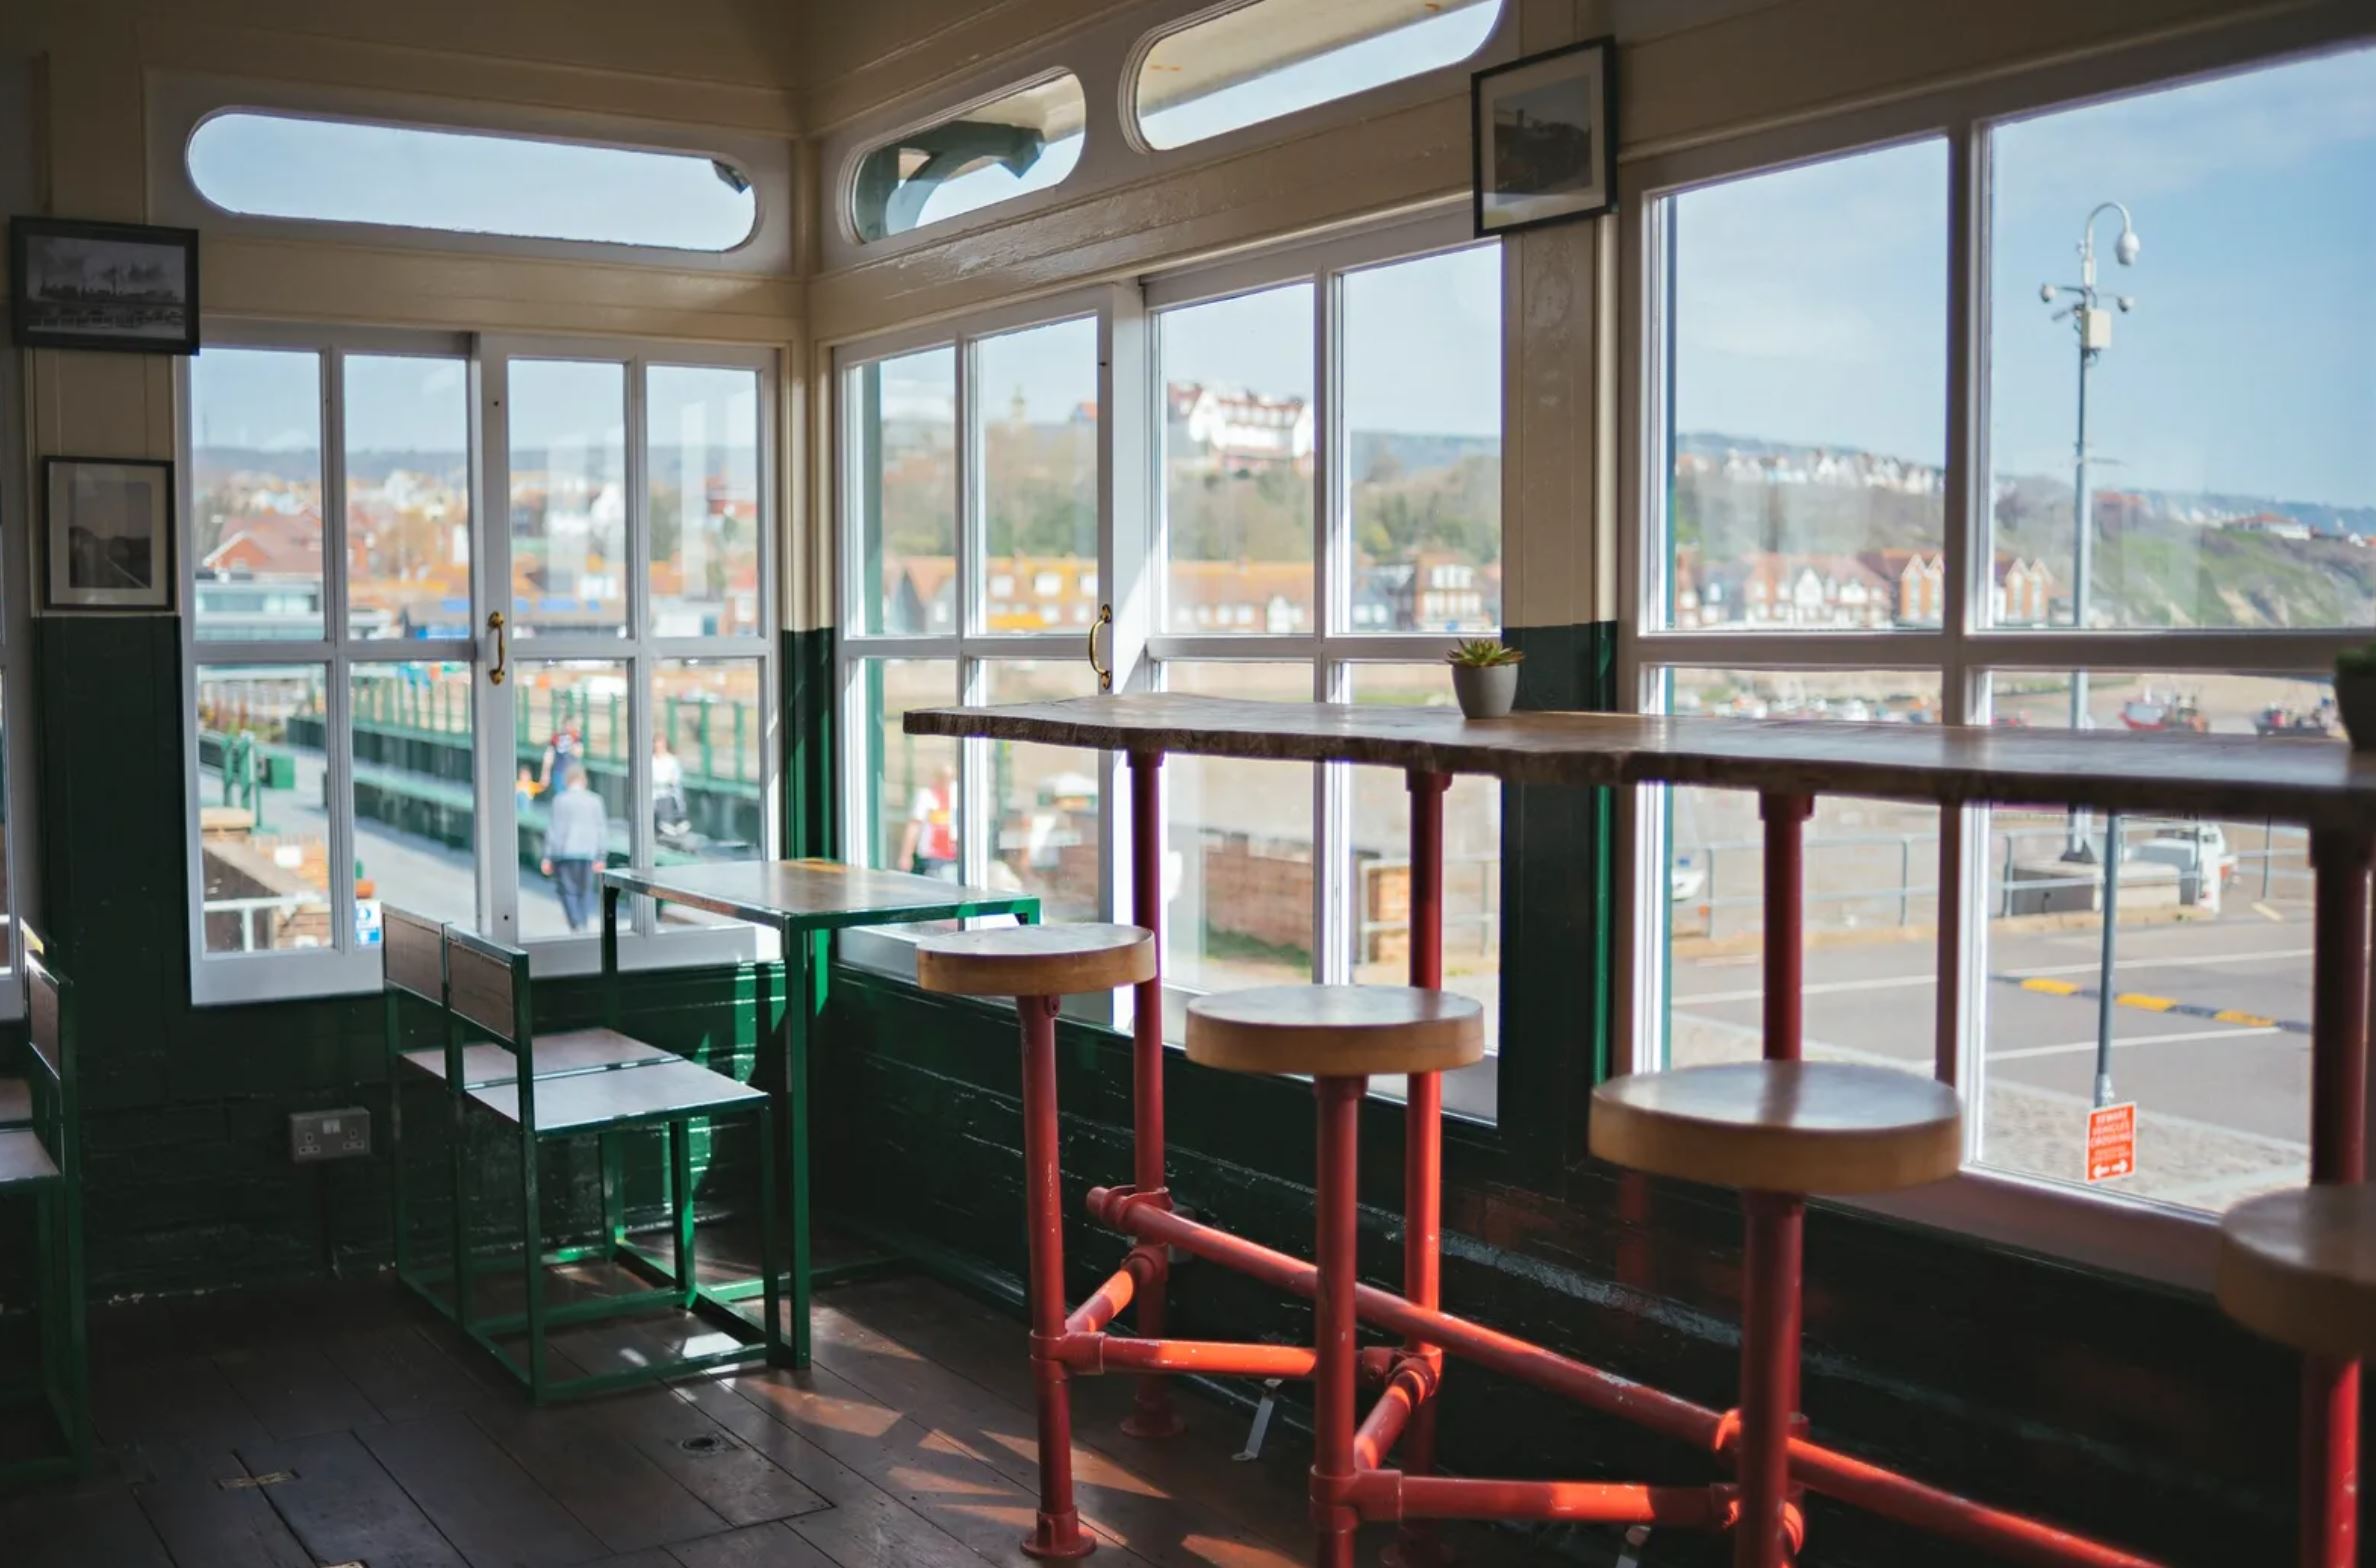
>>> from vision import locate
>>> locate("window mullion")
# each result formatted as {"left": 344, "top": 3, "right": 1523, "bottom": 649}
{"left": 625, "top": 358, "right": 655, "bottom": 933}
{"left": 321, "top": 346, "right": 356, "bottom": 954}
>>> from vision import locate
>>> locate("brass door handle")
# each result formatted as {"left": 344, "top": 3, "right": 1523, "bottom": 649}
{"left": 1087, "top": 603, "right": 1112, "bottom": 692}
{"left": 487, "top": 610, "right": 508, "bottom": 686}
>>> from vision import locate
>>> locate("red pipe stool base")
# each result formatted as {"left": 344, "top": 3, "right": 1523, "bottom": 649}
{"left": 1023, "top": 1510, "right": 1097, "bottom": 1560}
{"left": 1120, "top": 1398, "right": 1186, "bottom": 1440}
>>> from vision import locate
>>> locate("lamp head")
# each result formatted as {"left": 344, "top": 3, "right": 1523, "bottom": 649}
{"left": 2039, "top": 282, "right": 2057, "bottom": 303}
{"left": 2114, "top": 226, "right": 2141, "bottom": 266}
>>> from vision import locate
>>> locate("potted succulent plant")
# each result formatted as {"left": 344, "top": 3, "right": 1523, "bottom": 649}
{"left": 1446, "top": 638, "right": 1525, "bottom": 720}
{"left": 2338, "top": 641, "right": 2376, "bottom": 752}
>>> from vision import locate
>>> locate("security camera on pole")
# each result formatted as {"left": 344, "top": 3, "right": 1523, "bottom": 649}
{"left": 2040, "top": 200, "right": 2139, "bottom": 1108}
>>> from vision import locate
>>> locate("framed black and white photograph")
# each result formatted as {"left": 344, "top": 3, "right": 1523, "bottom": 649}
{"left": 1472, "top": 37, "right": 1617, "bottom": 237}
{"left": 10, "top": 217, "right": 201, "bottom": 355}
{"left": 43, "top": 457, "right": 177, "bottom": 613}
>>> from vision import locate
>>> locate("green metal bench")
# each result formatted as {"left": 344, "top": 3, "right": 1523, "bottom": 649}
{"left": 0, "top": 926, "right": 89, "bottom": 1483}
{"left": 383, "top": 908, "right": 789, "bottom": 1401}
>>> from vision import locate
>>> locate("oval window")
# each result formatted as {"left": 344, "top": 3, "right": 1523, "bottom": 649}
{"left": 1135, "top": 0, "right": 1501, "bottom": 151}
{"left": 188, "top": 112, "right": 758, "bottom": 252}
{"left": 852, "top": 74, "right": 1087, "bottom": 242}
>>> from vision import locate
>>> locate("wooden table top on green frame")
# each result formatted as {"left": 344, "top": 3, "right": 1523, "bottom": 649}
{"left": 597, "top": 858, "right": 1040, "bottom": 1366}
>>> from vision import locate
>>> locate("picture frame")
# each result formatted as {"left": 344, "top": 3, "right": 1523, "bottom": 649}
{"left": 9, "top": 216, "right": 201, "bottom": 355}
{"left": 1472, "top": 36, "right": 1618, "bottom": 238}
{"left": 42, "top": 456, "right": 178, "bottom": 613}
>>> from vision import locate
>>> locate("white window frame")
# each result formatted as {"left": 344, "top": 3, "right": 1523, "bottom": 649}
{"left": 182, "top": 327, "right": 779, "bottom": 1004}
{"left": 1614, "top": 15, "right": 2376, "bottom": 1290}
{"left": 832, "top": 288, "right": 1132, "bottom": 1010}
{"left": 1142, "top": 211, "right": 1506, "bottom": 1115}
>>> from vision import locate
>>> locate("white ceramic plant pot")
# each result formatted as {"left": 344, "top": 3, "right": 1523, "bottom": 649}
{"left": 1451, "top": 662, "right": 1519, "bottom": 720}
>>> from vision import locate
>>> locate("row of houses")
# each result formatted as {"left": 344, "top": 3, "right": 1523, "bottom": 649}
{"left": 1670, "top": 548, "right": 2056, "bottom": 629}
{"left": 883, "top": 550, "right": 1499, "bottom": 636}
{"left": 1676, "top": 445, "right": 1944, "bottom": 496}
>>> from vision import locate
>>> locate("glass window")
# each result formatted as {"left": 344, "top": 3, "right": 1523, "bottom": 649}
{"left": 509, "top": 360, "right": 628, "bottom": 638}
{"left": 1654, "top": 670, "right": 1944, "bottom": 1073}
{"left": 983, "top": 661, "right": 1102, "bottom": 922}
{"left": 518, "top": 660, "right": 629, "bottom": 941}
{"left": 1661, "top": 140, "right": 1948, "bottom": 631}
{"left": 981, "top": 318, "right": 1099, "bottom": 630}
{"left": 191, "top": 348, "right": 325, "bottom": 642}
{"left": 853, "top": 75, "right": 1087, "bottom": 241}
{"left": 648, "top": 366, "right": 762, "bottom": 638}
{"left": 351, "top": 662, "right": 474, "bottom": 933}
{"left": 1160, "top": 662, "right": 1315, "bottom": 1015}
{"left": 1158, "top": 283, "right": 1316, "bottom": 631}
{"left": 1345, "top": 248, "right": 1502, "bottom": 633}
{"left": 1135, "top": 0, "right": 1502, "bottom": 151}
{"left": 1974, "top": 671, "right": 2335, "bottom": 1210}
{"left": 345, "top": 354, "right": 471, "bottom": 640}
{"left": 1987, "top": 49, "right": 2376, "bottom": 631}
{"left": 187, "top": 112, "right": 757, "bottom": 251}
{"left": 853, "top": 348, "right": 958, "bottom": 637}
{"left": 858, "top": 660, "right": 962, "bottom": 878}
{"left": 195, "top": 666, "right": 333, "bottom": 954}
{"left": 651, "top": 658, "right": 765, "bottom": 869}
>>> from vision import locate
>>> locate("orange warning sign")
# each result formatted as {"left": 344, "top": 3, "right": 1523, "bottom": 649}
{"left": 2085, "top": 1102, "right": 2137, "bottom": 1183}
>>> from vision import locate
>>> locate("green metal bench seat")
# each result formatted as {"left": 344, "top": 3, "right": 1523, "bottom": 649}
{"left": 0, "top": 1076, "right": 27, "bottom": 1127}
{"left": 2, "top": 925, "right": 90, "bottom": 1484}
{"left": 400, "top": 1027, "right": 676, "bottom": 1088}
{"left": 0, "top": 1127, "right": 59, "bottom": 1185}
{"left": 381, "top": 904, "right": 787, "bottom": 1403}
{"left": 466, "top": 1057, "right": 763, "bottom": 1133}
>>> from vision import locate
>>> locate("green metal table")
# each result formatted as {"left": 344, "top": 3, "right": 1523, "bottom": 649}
{"left": 597, "top": 859, "right": 1039, "bottom": 1365}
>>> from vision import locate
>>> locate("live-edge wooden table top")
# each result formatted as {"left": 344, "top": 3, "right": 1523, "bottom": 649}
{"left": 599, "top": 857, "right": 1038, "bottom": 930}
{"left": 907, "top": 694, "right": 2376, "bottom": 831}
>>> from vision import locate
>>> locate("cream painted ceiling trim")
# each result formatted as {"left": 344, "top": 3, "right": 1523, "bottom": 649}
{"left": 135, "top": 16, "right": 803, "bottom": 136}
{"left": 801, "top": 0, "right": 1138, "bottom": 138}
{"left": 200, "top": 236, "right": 804, "bottom": 343}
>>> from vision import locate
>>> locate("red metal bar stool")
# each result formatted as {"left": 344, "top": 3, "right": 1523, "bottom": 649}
{"left": 916, "top": 922, "right": 1159, "bottom": 1560}
{"left": 1591, "top": 1061, "right": 1964, "bottom": 1568}
{"left": 1184, "top": 983, "right": 1485, "bottom": 1568}
{"left": 2216, "top": 1185, "right": 2376, "bottom": 1568}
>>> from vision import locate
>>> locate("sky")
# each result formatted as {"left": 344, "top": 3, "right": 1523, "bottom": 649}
{"left": 186, "top": 17, "right": 2375, "bottom": 510}
{"left": 1676, "top": 43, "right": 2376, "bottom": 508}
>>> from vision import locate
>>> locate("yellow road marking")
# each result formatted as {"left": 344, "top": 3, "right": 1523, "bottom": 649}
{"left": 2114, "top": 993, "right": 2176, "bottom": 1012}
{"left": 2021, "top": 977, "right": 2079, "bottom": 995}
{"left": 2212, "top": 1008, "right": 2277, "bottom": 1027}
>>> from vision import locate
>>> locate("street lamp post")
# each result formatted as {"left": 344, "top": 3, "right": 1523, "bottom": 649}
{"left": 2040, "top": 200, "right": 2140, "bottom": 857}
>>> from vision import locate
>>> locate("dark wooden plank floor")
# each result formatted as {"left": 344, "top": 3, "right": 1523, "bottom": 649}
{"left": 0, "top": 1264, "right": 1569, "bottom": 1567}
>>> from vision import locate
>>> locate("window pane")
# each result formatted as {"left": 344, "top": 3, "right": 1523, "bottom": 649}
{"left": 983, "top": 661, "right": 1101, "bottom": 922}
{"left": 1976, "top": 671, "right": 2335, "bottom": 1210}
{"left": 351, "top": 662, "right": 475, "bottom": 936}
{"left": 509, "top": 360, "right": 628, "bottom": 637}
{"left": 1663, "top": 141, "right": 1948, "bottom": 631}
{"left": 1657, "top": 670, "right": 1942, "bottom": 1072}
{"left": 518, "top": 661, "right": 629, "bottom": 939}
{"left": 982, "top": 317, "right": 1099, "bottom": 631}
{"left": 652, "top": 659, "right": 766, "bottom": 866}
{"left": 1346, "top": 664, "right": 1500, "bottom": 1119}
{"left": 854, "top": 75, "right": 1087, "bottom": 240}
{"left": 853, "top": 349, "right": 957, "bottom": 637}
{"left": 1161, "top": 662, "right": 1314, "bottom": 1024}
{"left": 191, "top": 348, "right": 325, "bottom": 642}
{"left": 188, "top": 112, "right": 756, "bottom": 252}
{"left": 1137, "top": 0, "right": 1501, "bottom": 150}
{"left": 0, "top": 690, "right": 13, "bottom": 970}
{"left": 648, "top": 366, "right": 762, "bottom": 638}
{"left": 1345, "top": 248, "right": 1502, "bottom": 633}
{"left": 346, "top": 354, "right": 471, "bottom": 640}
{"left": 1987, "top": 49, "right": 2376, "bottom": 629}
{"left": 195, "top": 666, "right": 332, "bottom": 954}
{"left": 857, "top": 660, "right": 961, "bottom": 876}
{"left": 1160, "top": 285, "right": 1315, "bottom": 632}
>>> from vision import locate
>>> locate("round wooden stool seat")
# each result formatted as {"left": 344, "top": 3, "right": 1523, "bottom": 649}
{"left": 2216, "top": 1185, "right": 2376, "bottom": 1362}
{"left": 1591, "top": 1062, "right": 1961, "bottom": 1195}
{"left": 916, "top": 923, "right": 1156, "bottom": 998}
{"left": 1185, "top": 985, "right": 1485, "bottom": 1079}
